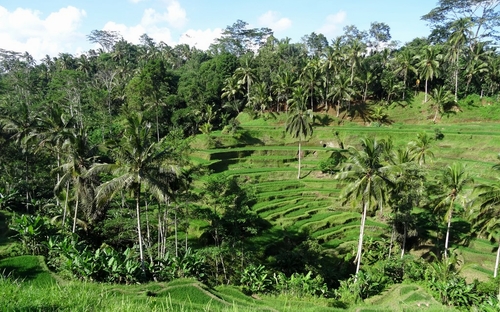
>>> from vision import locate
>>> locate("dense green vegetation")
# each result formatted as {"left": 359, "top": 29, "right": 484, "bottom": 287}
{"left": 1, "top": 0, "right": 500, "bottom": 310}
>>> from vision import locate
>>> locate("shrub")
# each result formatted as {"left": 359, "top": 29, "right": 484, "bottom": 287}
{"left": 9, "top": 214, "right": 57, "bottom": 255}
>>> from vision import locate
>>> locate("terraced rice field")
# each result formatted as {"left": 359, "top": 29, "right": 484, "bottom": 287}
{"left": 191, "top": 117, "right": 500, "bottom": 273}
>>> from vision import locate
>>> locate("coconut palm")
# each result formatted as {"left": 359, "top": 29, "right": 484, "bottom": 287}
{"left": 415, "top": 46, "right": 442, "bottom": 102}
{"left": 429, "top": 86, "right": 455, "bottom": 123}
{"left": 335, "top": 137, "right": 395, "bottom": 275}
{"left": 329, "top": 72, "right": 354, "bottom": 117}
{"left": 464, "top": 42, "right": 490, "bottom": 95}
{"left": 434, "top": 162, "right": 473, "bottom": 259}
{"left": 234, "top": 56, "right": 257, "bottom": 106}
{"left": 300, "top": 58, "right": 322, "bottom": 111}
{"left": 409, "top": 132, "right": 435, "bottom": 166}
{"left": 286, "top": 86, "right": 313, "bottom": 179}
{"left": 55, "top": 130, "right": 98, "bottom": 231}
{"left": 88, "top": 113, "right": 181, "bottom": 271}
{"left": 393, "top": 48, "right": 416, "bottom": 101}
{"left": 474, "top": 179, "right": 500, "bottom": 277}
{"left": 446, "top": 18, "right": 473, "bottom": 101}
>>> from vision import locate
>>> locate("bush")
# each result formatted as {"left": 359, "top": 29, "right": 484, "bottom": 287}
{"left": 319, "top": 151, "right": 345, "bottom": 175}
{"left": 9, "top": 214, "right": 58, "bottom": 255}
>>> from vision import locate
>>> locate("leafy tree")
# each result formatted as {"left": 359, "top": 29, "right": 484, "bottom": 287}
{"left": 213, "top": 20, "right": 273, "bottom": 57}
{"left": 286, "top": 86, "right": 313, "bottom": 179}
{"left": 335, "top": 137, "right": 395, "bottom": 275}
{"left": 302, "top": 32, "right": 329, "bottom": 58}
{"left": 368, "top": 22, "right": 392, "bottom": 51}
{"left": 422, "top": 0, "right": 500, "bottom": 45}
{"left": 87, "top": 30, "right": 122, "bottom": 52}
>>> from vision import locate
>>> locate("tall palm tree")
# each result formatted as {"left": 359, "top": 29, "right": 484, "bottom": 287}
{"left": 434, "top": 162, "right": 473, "bottom": 258}
{"left": 347, "top": 39, "right": 364, "bottom": 86}
{"left": 56, "top": 130, "right": 98, "bottom": 231}
{"left": 415, "top": 46, "right": 442, "bottom": 102}
{"left": 464, "top": 42, "right": 490, "bottom": 95}
{"left": 286, "top": 86, "right": 313, "bottom": 179}
{"left": 474, "top": 179, "right": 500, "bottom": 277}
{"left": 446, "top": 18, "right": 473, "bottom": 101}
{"left": 234, "top": 56, "right": 257, "bottom": 106}
{"left": 329, "top": 72, "right": 354, "bottom": 117}
{"left": 335, "top": 137, "right": 395, "bottom": 275}
{"left": 393, "top": 48, "right": 416, "bottom": 101}
{"left": 300, "top": 58, "right": 321, "bottom": 111}
{"left": 274, "top": 71, "right": 296, "bottom": 112}
{"left": 89, "top": 113, "right": 181, "bottom": 271}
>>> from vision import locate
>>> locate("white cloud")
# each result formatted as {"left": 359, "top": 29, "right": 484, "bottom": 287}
{"left": 179, "top": 28, "right": 223, "bottom": 50}
{"left": 164, "top": 0, "right": 188, "bottom": 28}
{"left": 258, "top": 11, "right": 292, "bottom": 32}
{"left": 104, "top": 1, "right": 188, "bottom": 46}
{"left": 317, "top": 11, "right": 346, "bottom": 37}
{"left": 0, "top": 5, "right": 86, "bottom": 60}
{"left": 130, "top": 0, "right": 146, "bottom": 3}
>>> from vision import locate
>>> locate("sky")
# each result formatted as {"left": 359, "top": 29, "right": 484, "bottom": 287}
{"left": 0, "top": 0, "right": 438, "bottom": 61}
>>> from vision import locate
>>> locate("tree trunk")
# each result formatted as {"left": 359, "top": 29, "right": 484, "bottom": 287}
{"left": 444, "top": 202, "right": 453, "bottom": 259}
{"left": 136, "top": 183, "right": 145, "bottom": 273}
{"left": 401, "top": 222, "right": 407, "bottom": 259}
{"left": 62, "top": 181, "right": 69, "bottom": 226}
{"left": 72, "top": 193, "right": 79, "bottom": 233}
{"left": 174, "top": 209, "right": 178, "bottom": 258}
{"left": 424, "top": 79, "right": 428, "bottom": 102}
{"left": 145, "top": 198, "right": 153, "bottom": 264}
{"left": 495, "top": 240, "right": 500, "bottom": 278}
{"left": 355, "top": 200, "right": 369, "bottom": 276}
{"left": 297, "top": 140, "right": 302, "bottom": 179}
{"left": 388, "top": 224, "right": 395, "bottom": 260}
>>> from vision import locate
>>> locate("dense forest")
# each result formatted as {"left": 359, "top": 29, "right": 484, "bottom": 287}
{"left": 1, "top": 0, "right": 500, "bottom": 310}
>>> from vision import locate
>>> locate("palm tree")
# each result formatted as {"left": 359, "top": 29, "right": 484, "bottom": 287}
{"left": 415, "top": 46, "right": 442, "bottom": 102}
{"left": 387, "top": 150, "right": 424, "bottom": 259}
{"left": 409, "top": 132, "right": 435, "bottom": 165}
{"left": 221, "top": 76, "right": 243, "bottom": 113}
{"left": 234, "top": 56, "right": 257, "bottom": 106}
{"left": 273, "top": 71, "right": 296, "bottom": 112}
{"left": 474, "top": 179, "right": 500, "bottom": 277}
{"left": 347, "top": 39, "right": 364, "bottom": 86}
{"left": 286, "top": 86, "right": 313, "bottom": 179}
{"left": 393, "top": 48, "right": 416, "bottom": 101}
{"left": 329, "top": 72, "right": 354, "bottom": 117}
{"left": 56, "top": 130, "right": 98, "bottom": 231}
{"left": 1, "top": 101, "right": 38, "bottom": 212}
{"left": 335, "top": 137, "right": 395, "bottom": 275}
{"left": 446, "top": 18, "right": 473, "bottom": 101}
{"left": 429, "top": 87, "right": 455, "bottom": 123}
{"left": 434, "top": 163, "right": 473, "bottom": 258}
{"left": 464, "top": 42, "right": 490, "bottom": 95}
{"left": 89, "top": 113, "right": 181, "bottom": 271}
{"left": 300, "top": 58, "right": 321, "bottom": 111}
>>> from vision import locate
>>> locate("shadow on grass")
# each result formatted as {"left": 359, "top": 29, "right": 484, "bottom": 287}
{"left": 0, "top": 256, "right": 56, "bottom": 286}
{"left": 260, "top": 227, "right": 354, "bottom": 288}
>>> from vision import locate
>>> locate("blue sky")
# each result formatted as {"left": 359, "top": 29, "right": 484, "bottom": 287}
{"left": 0, "top": 0, "right": 437, "bottom": 61}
